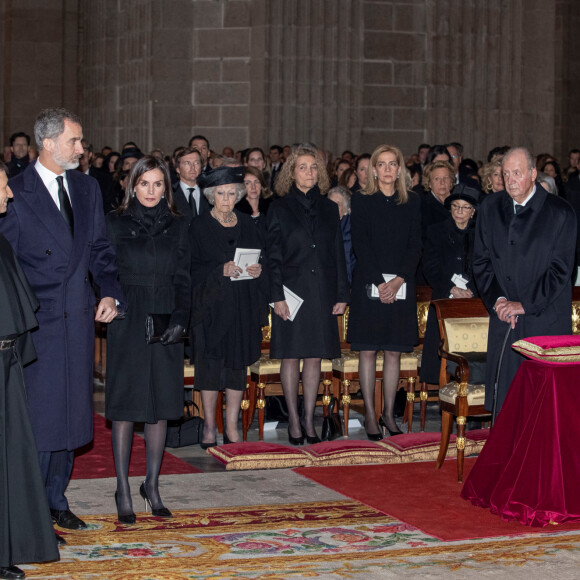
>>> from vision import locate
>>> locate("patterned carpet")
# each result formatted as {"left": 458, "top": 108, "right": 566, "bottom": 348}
{"left": 21, "top": 500, "right": 580, "bottom": 579}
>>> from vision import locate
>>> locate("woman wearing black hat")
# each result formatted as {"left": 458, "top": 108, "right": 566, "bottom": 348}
{"left": 190, "top": 166, "right": 268, "bottom": 447}
{"left": 420, "top": 184, "right": 479, "bottom": 385}
{"left": 106, "top": 155, "right": 191, "bottom": 523}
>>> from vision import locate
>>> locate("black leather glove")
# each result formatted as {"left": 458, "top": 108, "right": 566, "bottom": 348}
{"left": 160, "top": 324, "right": 185, "bottom": 345}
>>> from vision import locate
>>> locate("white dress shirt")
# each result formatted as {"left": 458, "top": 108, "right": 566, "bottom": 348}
{"left": 35, "top": 160, "right": 71, "bottom": 210}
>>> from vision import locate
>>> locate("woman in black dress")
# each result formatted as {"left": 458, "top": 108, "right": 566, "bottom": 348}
{"left": 190, "top": 167, "right": 267, "bottom": 448}
{"left": 0, "top": 162, "right": 59, "bottom": 579}
{"left": 267, "top": 147, "right": 349, "bottom": 445}
{"left": 348, "top": 145, "right": 422, "bottom": 438}
{"left": 106, "top": 156, "right": 191, "bottom": 523}
{"left": 420, "top": 186, "right": 478, "bottom": 384}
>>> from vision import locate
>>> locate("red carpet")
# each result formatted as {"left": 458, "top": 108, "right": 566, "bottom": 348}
{"left": 294, "top": 459, "right": 580, "bottom": 540}
{"left": 71, "top": 414, "right": 201, "bottom": 479}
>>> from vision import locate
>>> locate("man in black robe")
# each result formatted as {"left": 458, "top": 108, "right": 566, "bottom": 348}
{"left": 0, "top": 163, "right": 59, "bottom": 580}
{"left": 473, "top": 147, "right": 576, "bottom": 415}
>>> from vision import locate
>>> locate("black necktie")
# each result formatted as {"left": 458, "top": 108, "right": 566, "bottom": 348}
{"left": 187, "top": 187, "right": 198, "bottom": 217}
{"left": 56, "top": 176, "right": 74, "bottom": 234}
{"left": 515, "top": 204, "right": 524, "bottom": 214}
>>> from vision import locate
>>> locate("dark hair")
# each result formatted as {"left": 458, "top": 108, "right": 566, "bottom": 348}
{"left": 188, "top": 134, "right": 210, "bottom": 149}
{"left": 446, "top": 141, "right": 464, "bottom": 156}
{"left": 487, "top": 146, "right": 510, "bottom": 163}
{"left": 341, "top": 150, "right": 354, "bottom": 159}
{"left": 269, "top": 145, "right": 283, "bottom": 154}
{"left": 34, "top": 108, "right": 81, "bottom": 150}
{"left": 10, "top": 132, "right": 31, "bottom": 146}
{"left": 355, "top": 153, "right": 371, "bottom": 171}
{"left": 117, "top": 156, "right": 179, "bottom": 215}
{"left": 122, "top": 141, "right": 138, "bottom": 150}
{"left": 174, "top": 147, "right": 202, "bottom": 167}
{"left": 102, "top": 151, "right": 121, "bottom": 174}
{"left": 417, "top": 143, "right": 430, "bottom": 152}
{"left": 426, "top": 145, "right": 451, "bottom": 165}
{"left": 245, "top": 147, "right": 265, "bottom": 163}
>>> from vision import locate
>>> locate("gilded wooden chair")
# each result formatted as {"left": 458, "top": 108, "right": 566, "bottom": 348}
{"left": 331, "top": 306, "right": 419, "bottom": 436}
{"left": 432, "top": 298, "right": 490, "bottom": 482}
{"left": 243, "top": 311, "right": 333, "bottom": 441}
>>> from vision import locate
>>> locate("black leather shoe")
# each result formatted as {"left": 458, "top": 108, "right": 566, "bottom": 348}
{"left": 200, "top": 440, "right": 217, "bottom": 450}
{"left": 51, "top": 508, "right": 87, "bottom": 530}
{"left": 55, "top": 533, "right": 66, "bottom": 546}
{"left": 0, "top": 565, "right": 25, "bottom": 579}
{"left": 305, "top": 431, "right": 321, "bottom": 444}
{"left": 379, "top": 415, "right": 403, "bottom": 437}
{"left": 287, "top": 427, "right": 305, "bottom": 446}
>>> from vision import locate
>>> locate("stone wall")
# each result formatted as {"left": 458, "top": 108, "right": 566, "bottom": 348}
{"left": 1, "top": 0, "right": 579, "bottom": 163}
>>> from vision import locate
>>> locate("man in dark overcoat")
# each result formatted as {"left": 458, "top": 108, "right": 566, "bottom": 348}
{"left": 473, "top": 147, "right": 576, "bottom": 415}
{"left": 0, "top": 108, "right": 125, "bottom": 532}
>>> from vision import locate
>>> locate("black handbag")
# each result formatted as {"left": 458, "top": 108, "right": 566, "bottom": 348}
{"left": 165, "top": 401, "right": 204, "bottom": 447}
{"left": 321, "top": 397, "right": 343, "bottom": 441}
{"left": 145, "top": 313, "right": 186, "bottom": 344}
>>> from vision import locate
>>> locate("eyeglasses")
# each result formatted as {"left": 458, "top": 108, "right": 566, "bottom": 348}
{"left": 450, "top": 204, "right": 473, "bottom": 212}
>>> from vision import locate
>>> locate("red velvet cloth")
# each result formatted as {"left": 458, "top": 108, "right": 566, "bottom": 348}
{"left": 461, "top": 359, "right": 580, "bottom": 527}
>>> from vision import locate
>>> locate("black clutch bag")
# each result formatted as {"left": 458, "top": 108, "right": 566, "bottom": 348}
{"left": 145, "top": 313, "right": 186, "bottom": 344}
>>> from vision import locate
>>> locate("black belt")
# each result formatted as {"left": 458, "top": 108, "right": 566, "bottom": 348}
{"left": 0, "top": 339, "right": 16, "bottom": 350}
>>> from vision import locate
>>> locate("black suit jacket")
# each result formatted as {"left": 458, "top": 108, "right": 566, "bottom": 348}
{"left": 173, "top": 183, "right": 210, "bottom": 224}
{"left": 473, "top": 184, "right": 576, "bottom": 411}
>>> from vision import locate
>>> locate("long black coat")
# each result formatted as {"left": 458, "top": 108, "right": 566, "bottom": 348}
{"left": 473, "top": 185, "right": 576, "bottom": 412}
{"left": 190, "top": 210, "right": 267, "bottom": 370}
{"left": 266, "top": 186, "right": 349, "bottom": 359}
{"left": 0, "top": 234, "right": 59, "bottom": 567}
{"left": 1, "top": 164, "right": 125, "bottom": 451}
{"left": 421, "top": 217, "right": 477, "bottom": 383}
{"left": 105, "top": 200, "right": 190, "bottom": 422}
{"left": 348, "top": 191, "right": 422, "bottom": 349}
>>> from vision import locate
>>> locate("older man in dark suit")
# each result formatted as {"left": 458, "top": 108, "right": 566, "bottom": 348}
{"left": 473, "top": 147, "right": 576, "bottom": 415}
{"left": 0, "top": 108, "right": 125, "bottom": 533}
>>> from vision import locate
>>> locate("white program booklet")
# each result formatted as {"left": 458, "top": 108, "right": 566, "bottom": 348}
{"left": 370, "top": 274, "right": 407, "bottom": 300}
{"left": 231, "top": 248, "right": 261, "bottom": 281}
{"left": 451, "top": 273, "right": 469, "bottom": 290}
{"left": 269, "top": 286, "right": 304, "bottom": 321}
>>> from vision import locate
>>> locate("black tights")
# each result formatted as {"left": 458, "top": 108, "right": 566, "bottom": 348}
{"left": 200, "top": 389, "right": 243, "bottom": 443}
{"left": 358, "top": 350, "right": 401, "bottom": 434}
{"left": 112, "top": 419, "right": 168, "bottom": 514}
{"left": 280, "top": 358, "right": 321, "bottom": 438}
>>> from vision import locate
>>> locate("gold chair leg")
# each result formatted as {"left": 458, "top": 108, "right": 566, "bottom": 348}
{"left": 322, "top": 379, "right": 331, "bottom": 418}
{"left": 405, "top": 376, "right": 416, "bottom": 433}
{"left": 456, "top": 415, "right": 466, "bottom": 483}
{"left": 257, "top": 382, "right": 266, "bottom": 441}
{"left": 240, "top": 382, "right": 250, "bottom": 442}
{"left": 420, "top": 384, "right": 428, "bottom": 432}
{"left": 341, "top": 379, "right": 351, "bottom": 436}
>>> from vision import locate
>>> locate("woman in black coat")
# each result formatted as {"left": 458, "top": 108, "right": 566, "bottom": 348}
{"left": 420, "top": 186, "right": 479, "bottom": 384}
{"left": 190, "top": 166, "right": 267, "bottom": 448}
{"left": 106, "top": 156, "right": 190, "bottom": 523}
{"left": 235, "top": 165, "right": 272, "bottom": 229}
{"left": 348, "top": 145, "right": 422, "bottom": 439}
{"left": 0, "top": 162, "right": 59, "bottom": 579}
{"left": 267, "top": 147, "right": 349, "bottom": 445}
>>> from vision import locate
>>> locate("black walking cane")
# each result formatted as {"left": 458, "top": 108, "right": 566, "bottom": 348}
{"left": 491, "top": 322, "right": 514, "bottom": 427}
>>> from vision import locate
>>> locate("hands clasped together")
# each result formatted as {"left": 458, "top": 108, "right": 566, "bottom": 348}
{"left": 223, "top": 260, "right": 262, "bottom": 279}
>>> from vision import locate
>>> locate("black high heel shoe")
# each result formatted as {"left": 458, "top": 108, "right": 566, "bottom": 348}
{"left": 379, "top": 415, "right": 403, "bottom": 437}
{"left": 287, "top": 426, "right": 305, "bottom": 446}
{"left": 139, "top": 482, "right": 173, "bottom": 518}
{"left": 364, "top": 420, "right": 383, "bottom": 441}
{"left": 305, "top": 430, "right": 321, "bottom": 445}
{"left": 114, "top": 491, "right": 136, "bottom": 525}
{"left": 200, "top": 440, "right": 217, "bottom": 450}
{"left": 222, "top": 430, "right": 239, "bottom": 445}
